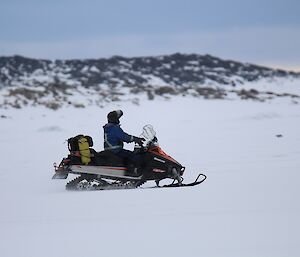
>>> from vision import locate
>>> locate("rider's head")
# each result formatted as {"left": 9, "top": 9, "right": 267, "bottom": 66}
{"left": 107, "top": 110, "right": 123, "bottom": 124}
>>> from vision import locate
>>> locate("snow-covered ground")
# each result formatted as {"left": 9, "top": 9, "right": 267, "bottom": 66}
{"left": 0, "top": 97, "right": 300, "bottom": 257}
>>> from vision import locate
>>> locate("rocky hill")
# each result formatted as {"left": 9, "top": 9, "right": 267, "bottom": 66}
{"left": 0, "top": 53, "right": 299, "bottom": 109}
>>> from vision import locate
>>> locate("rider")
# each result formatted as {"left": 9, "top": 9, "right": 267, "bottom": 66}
{"left": 103, "top": 110, "right": 145, "bottom": 164}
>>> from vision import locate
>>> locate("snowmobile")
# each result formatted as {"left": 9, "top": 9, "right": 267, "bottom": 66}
{"left": 52, "top": 125, "right": 206, "bottom": 190}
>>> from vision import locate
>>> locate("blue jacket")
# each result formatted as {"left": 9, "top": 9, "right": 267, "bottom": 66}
{"left": 103, "top": 123, "right": 134, "bottom": 152}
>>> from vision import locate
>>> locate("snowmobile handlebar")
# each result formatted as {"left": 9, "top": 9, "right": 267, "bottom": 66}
{"left": 133, "top": 136, "right": 145, "bottom": 146}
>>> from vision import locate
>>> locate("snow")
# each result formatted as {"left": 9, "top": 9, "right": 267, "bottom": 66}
{"left": 0, "top": 97, "right": 300, "bottom": 257}
{"left": 90, "top": 66, "right": 100, "bottom": 73}
{"left": 118, "top": 60, "right": 132, "bottom": 68}
{"left": 236, "top": 77, "right": 300, "bottom": 95}
{"left": 1, "top": 67, "right": 11, "bottom": 78}
{"left": 162, "top": 63, "right": 171, "bottom": 69}
{"left": 183, "top": 65, "right": 197, "bottom": 71}
{"left": 81, "top": 65, "right": 89, "bottom": 73}
{"left": 188, "top": 60, "right": 199, "bottom": 66}
{"left": 212, "top": 67, "right": 227, "bottom": 72}
{"left": 144, "top": 74, "right": 168, "bottom": 87}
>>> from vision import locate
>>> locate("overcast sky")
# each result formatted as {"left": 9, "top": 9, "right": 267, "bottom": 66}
{"left": 0, "top": 0, "right": 299, "bottom": 70}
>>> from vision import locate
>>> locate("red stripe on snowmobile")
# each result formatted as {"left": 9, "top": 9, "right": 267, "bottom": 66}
{"left": 153, "top": 168, "right": 166, "bottom": 173}
{"left": 101, "top": 166, "right": 128, "bottom": 171}
{"left": 74, "top": 165, "right": 127, "bottom": 171}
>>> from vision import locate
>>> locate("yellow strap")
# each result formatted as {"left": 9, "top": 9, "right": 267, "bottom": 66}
{"left": 78, "top": 137, "right": 91, "bottom": 165}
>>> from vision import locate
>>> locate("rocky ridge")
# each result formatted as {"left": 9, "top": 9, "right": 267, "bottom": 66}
{"left": 0, "top": 53, "right": 299, "bottom": 109}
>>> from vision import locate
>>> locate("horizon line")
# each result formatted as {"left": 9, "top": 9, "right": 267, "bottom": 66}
{"left": 1, "top": 53, "right": 299, "bottom": 73}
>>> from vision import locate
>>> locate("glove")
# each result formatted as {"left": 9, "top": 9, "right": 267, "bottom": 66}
{"left": 133, "top": 136, "right": 145, "bottom": 146}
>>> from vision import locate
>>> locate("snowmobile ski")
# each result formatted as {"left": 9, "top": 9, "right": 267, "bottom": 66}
{"left": 160, "top": 173, "right": 207, "bottom": 188}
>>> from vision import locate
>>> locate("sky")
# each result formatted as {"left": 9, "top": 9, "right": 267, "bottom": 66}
{"left": 0, "top": 0, "right": 300, "bottom": 71}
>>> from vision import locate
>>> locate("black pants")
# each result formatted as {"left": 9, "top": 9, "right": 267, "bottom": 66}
{"left": 115, "top": 149, "right": 143, "bottom": 168}
{"left": 115, "top": 149, "right": 138, "bottom": 162}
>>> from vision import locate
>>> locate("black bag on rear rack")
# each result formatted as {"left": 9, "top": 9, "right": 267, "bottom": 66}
{"left": 68, "top": 135, "right": 93, "bottom": 152}
{"left": 67, "top": 135, "right": 94, "bottom": 165}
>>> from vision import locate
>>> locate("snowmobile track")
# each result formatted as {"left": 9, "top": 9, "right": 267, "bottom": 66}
{"left": 66, "top": 175, "right": 146, "bottom": 191}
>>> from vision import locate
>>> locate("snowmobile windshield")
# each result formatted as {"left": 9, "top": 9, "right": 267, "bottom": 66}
{"left": 141, "top": 124, "right": 156, "bottom": 141}
{"left": 137, "top": 124, "right": 159, "bottom": 148}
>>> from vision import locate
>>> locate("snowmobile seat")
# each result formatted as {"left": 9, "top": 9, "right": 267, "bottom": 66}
{"left": 95, "top": 150, "right": 126, "bottom": 167}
